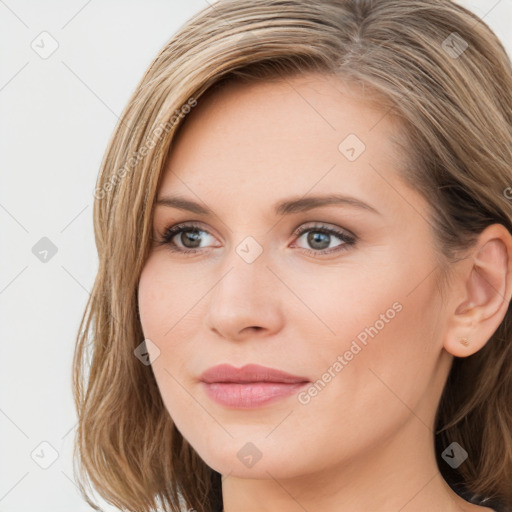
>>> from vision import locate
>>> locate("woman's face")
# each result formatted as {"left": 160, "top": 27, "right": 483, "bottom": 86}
{"left": 138, "top": 73, "right": 454, "bottom": 480}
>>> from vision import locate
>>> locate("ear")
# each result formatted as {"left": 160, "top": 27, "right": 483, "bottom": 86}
{"left": 443, "top": 223, "right": 512, "bottom": 358}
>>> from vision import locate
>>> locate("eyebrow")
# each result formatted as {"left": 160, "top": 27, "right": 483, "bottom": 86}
{"left": 155, "top": 193, "right": 381, "bottom": 216}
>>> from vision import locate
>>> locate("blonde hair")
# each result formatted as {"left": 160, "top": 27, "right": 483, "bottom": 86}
{"left": 72, "top": 1, "right": 512, "bottom": 511}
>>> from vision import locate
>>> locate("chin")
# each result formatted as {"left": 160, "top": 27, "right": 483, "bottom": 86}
{"left": 188, "top": 435, "right": 312, "bottom": 479}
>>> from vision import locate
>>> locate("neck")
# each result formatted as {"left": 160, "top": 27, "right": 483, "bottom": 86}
{"left": 221, "top": 418, "right": 483, "bottom": 512}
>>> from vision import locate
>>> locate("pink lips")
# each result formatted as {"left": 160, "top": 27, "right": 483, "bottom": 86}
{"left": 199, "top": 364, "right": 310, "bottom": 409}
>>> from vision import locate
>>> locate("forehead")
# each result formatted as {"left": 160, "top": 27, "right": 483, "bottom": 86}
{"left": 158, "top": 72, "right": 411, "bottom": 218}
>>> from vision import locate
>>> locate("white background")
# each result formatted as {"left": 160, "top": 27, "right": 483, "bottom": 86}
{"left": 1, "top": 1, "right": 511, "bottom": 511}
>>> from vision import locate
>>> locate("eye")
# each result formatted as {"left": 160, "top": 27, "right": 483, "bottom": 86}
{"left": 291, "top": 223, "right": 356, "bottom": 256}
{"left": 155, "top": 222, "right": 356, "bottom": 257}
{"left": 156, "top": 222, "right": 217, "bottom": 254}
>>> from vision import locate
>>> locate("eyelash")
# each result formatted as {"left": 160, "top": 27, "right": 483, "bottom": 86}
{"left": 155, "top": 222, "right": 357, "bottom": 257}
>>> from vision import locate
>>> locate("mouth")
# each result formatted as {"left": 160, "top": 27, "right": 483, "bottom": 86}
{"left": 199, "top": 364, "right": 310, "bottom": 409}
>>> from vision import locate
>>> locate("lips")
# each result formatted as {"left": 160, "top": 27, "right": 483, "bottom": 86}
{"left": 200, "top": 363, "right": 309, "bottom": 384}
{"left": 199, "top": 364, "right": 310, "bottom": 409}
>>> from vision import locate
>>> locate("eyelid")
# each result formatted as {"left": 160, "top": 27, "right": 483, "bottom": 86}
{"left": 292, "top": 221, "right": 355, "bottom": 239}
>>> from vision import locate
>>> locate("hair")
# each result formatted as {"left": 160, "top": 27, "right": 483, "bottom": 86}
{"left": 72, "top": 1, "right": 512, "bottom": 511}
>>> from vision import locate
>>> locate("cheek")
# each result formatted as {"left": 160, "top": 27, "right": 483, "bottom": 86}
{"left": 137, "top": 257, "right": 203, "bottom": 406}
{"left": 286, "top": 284, "right": 442, "bottom": 475}
{"left": 299, "top": 245, "right": 443, "bottom": 409}
{"left": 310, "top": 267, "right": 443, "bottom": 422}
{"left": 137, "top": 261, "right": 158, "bottom": 323}
{"left": 137, "top": 256, "right": 190, "bottom": 340}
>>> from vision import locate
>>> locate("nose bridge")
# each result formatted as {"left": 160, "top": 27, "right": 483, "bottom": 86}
{"left": 204, "top": 237, "right": 284, "bottom": 338}
{"left": 214, "top": 235, "right": 273, "bottom": 306}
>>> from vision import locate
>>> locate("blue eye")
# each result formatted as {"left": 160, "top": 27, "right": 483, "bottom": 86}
{"left": 292, "top": 223, "right": 356, "bottom": 256}
{"left": 156, "top": 222, "right": 356, "bottom": 257}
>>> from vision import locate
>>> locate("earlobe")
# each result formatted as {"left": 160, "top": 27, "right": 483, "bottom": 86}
{"left": 443, "top": 224, "right": 512, "bottom": 358}
{"left": 458, "top": 336, "right": 471, "bottom": 347}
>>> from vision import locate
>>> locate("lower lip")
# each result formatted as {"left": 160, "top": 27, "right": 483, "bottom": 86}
{"left": 202, "top": 382, "right": 308, "bottom": 408}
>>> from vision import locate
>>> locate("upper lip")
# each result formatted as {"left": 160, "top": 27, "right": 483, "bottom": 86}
{"left": 199, "top": 364, "right": 310, "bottom": 384}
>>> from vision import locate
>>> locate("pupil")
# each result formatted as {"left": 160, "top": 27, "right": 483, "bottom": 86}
{"left": 308, "top": 232, "right": 329, "bottom": 250}
{"left": 182, "top": 230, "right": 201, "bottom": 248}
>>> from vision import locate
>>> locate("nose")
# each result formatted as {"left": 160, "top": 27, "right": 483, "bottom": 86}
{"left": 203, "top": 254, "right": 285, "bottom": 342}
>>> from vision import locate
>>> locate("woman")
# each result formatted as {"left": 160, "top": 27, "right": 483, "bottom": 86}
{"left": 72, "top": 1, "right": 512, "bottom": 511}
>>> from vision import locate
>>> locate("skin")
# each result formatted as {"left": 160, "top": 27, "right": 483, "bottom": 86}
{"left": 137, "top": 72, "right": 512, "bottom": 512}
